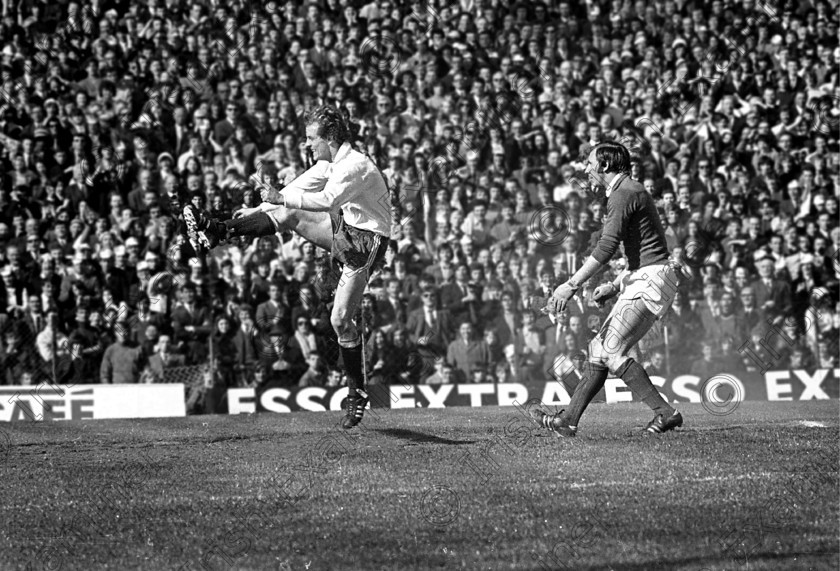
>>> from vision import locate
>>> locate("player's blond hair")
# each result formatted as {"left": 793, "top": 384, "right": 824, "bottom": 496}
{"left": 304, "top": 105, "right": 350, "bottom": 145}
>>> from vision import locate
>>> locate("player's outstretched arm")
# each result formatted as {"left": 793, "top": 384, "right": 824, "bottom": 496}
{"left": 250, "top": 161, "right": 330, "bottom": 210}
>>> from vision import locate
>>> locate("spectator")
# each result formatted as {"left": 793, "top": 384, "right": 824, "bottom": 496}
{"left": 405, "top": 286, "right": 455, "bottom": 356}
{"left": 129, "top": 295, "right": 167, "bottom": 346}
{"left": 491, "top": 290, "right": 521, "bottom": 347}
{"left": 299, "top": 352, "right": 327, "bottom": 388}
{"left": 752, "top": 253, "right": 793, "bottom": 326}
{"left": 690, "top": 342, "right": 717, "bottom": 380}
{"left": 232, "top": 304, "right": 259, "bottom": 383}
{"left": 520, "top": 312, "right": 545, "bottom": 380}
{"left": 100, "top": 326, "right": 144, "bottom": 384}
{"left": 425, "top": 361, "right": 456, "bottom": 385}
{"left": 36, "top": 312, "right": 69, "bottom": 365}
{"left": 1, "top": 328, "right": 29, "bottom": 384}
{"left": 500, "top": 344, "right": 528, "bottom": 383}
{"left": 143, "top": 335, "right": 186, "bottom": 384}
{"left": 447, "top": 321, "right": 491, "bottom": 383}
{"left": 68, "top": 307, "right": 103, "bottom": 381}
{"left": 378, "top": 277, "right": 406, "bottom": 329}
{"left": 256, "top": 280, "right": 290, "bottom": 333}
{"left": 260, "top": 323, "right": 305, "bottom": 387}
{"left": 20, "top": 293, "right": 46, "bottom": 341}
{"left": 171, "top": 283, "right": 212, "bottom": 364}
{"left": 644, "top": 350, "right": 667, "bottom": 377}
{"left": 289, "top": 314, "right": 322, "bottom": 363}
{"left": 366, "top": 330, "right": 396, "bottom": 385}
{"left": 212, "top": 315, "right": 238, "bottom": 384}
{"left": 707, "top": 291, "right": 740, "bottom": 344}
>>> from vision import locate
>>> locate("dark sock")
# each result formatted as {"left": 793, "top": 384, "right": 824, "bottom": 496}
{"left": 563, "top": 362, "right": 609, "bottom": 427}
{"left": 340, "top": 343, "right": 364, "bottom": 398}
{"left": 223, "top": 212, "right": 275, "bottom": 237}
{"left": 615, "top": 358, "right": 674, "bottom": 416}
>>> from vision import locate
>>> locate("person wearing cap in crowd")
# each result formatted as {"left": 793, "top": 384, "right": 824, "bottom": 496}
{"left": 258, "top": 322, "right": 305, "bottom": 388}
{"left": 123, "top": 236, "right": 142, "bottom": 263}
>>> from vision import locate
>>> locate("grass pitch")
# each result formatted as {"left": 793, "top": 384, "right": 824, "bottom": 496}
{"left": 1, "top": 401, "right": 838, "bottom": 571}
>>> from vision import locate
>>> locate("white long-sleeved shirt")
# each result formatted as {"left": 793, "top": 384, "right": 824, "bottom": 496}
{"left": 259, "top": 143, "right": 392, "bottom": 237}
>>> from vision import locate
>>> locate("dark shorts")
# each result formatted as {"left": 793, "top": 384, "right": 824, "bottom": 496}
{"left": 331, "top": 214, "right": 388, "bottom": 272}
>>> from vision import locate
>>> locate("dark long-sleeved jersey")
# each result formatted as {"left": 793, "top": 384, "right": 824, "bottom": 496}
{"left": 591, "top": 175, "right": 670, "bottom": 270}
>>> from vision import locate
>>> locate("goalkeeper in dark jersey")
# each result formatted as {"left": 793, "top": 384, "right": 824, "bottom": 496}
{"left": 533, "top": 142, "right": 684, "bottom": 436}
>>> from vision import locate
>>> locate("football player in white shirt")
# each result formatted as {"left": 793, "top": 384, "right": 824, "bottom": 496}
{"left": 183, "top": 106, "right": 391, "bottom": 429}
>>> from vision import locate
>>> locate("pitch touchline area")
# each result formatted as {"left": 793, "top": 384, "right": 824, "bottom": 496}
{"left": 2, "top": 402, "right": 837, "bottom": 570}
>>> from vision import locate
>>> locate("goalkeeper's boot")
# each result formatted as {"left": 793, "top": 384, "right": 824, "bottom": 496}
{"left": 529, "top": 407, "right": 577, "bottom": 438}
{"left": 183, "top": 204, "right": 227, "bottom": 250}
{"left": 341, "top": 389, "right": 369, "bottom": 429}
{"left": 645, "top": 410, "right": 683, "bottom": 434}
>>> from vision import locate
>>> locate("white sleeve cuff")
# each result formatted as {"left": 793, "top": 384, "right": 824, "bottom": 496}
{"left": 283, "top": 188, "right": 303, "bottom": 209}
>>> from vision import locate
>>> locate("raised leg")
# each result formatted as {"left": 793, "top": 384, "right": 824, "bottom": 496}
{"left": 192, "top": 205, "right": 334, "bottom": 252}
{"left": 263, "top": 207, "right": 334, "bottom": 251}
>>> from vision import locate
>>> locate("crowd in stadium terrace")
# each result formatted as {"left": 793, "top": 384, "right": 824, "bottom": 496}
{"left": 0, "top": 0, "right": 837, "bottom": 412}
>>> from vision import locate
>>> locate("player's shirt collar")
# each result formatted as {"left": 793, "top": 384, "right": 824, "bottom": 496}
{"left": 333, "top": 142, "right": 353, "bottom": 164}
{"left": 605, "top": 173, "right": 628, "bottom": 198}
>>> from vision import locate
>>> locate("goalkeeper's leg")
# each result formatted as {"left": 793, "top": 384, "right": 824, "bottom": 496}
{"left": 533, "top": 297, "right": 681, "bottom": 435}
{"left": 586, "top": 298, "right": 679, "bottom": 430}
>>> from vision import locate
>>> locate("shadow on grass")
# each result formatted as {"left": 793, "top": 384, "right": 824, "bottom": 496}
{"left": 375, "top": 428, "right": 475, "bottom": 446}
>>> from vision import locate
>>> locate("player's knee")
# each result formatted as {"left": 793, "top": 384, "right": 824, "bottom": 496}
{"left": 330, "top": 311, "right": 347, "bottom": 334}
{"left": 588, "top": 338, "right": 609, "bottom": 368}
{"left": 270, "top": 205, "right": 295, "bottom": 231}
{"left": 590, "top": 335, "right": 626, "bottom": 373}
{"left": 612, "top": 357, "right": 635, "bottom": 378}
{"left": 335, "top": 323, "right": 359, "bottom": 348}
{"left": 332, "top": 304, "right": 358, "bottom": 331}
{"left": 604, "top": 353, "right": 628, "bottom": 375}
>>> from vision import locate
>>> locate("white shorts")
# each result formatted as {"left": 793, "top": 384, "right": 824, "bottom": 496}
{"left": 618, "top": 261, "right": 681, "bottom": 319}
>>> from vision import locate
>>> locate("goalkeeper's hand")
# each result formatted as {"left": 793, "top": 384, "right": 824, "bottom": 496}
{"left": 592, "top": 282, "right": 619, "bottom": 306}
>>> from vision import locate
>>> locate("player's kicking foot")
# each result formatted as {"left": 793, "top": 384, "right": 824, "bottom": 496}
{"left": 341, "top": 390, "right": 369, "bottom": 429}
{"left": 183, "top": 204, "right": 227, "bottom": 251}
{"left": 529, "top": 408, "right": 577, "bottom": 437}
{"left": 645, "top": 410, "right": 683, "bottom": 433}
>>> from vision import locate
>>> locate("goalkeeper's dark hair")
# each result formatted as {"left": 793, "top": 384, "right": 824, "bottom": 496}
{"left": 304, "top": 105, "right": 350, "bottom": 145}
{"left": 593, "top": 142, "right": 632, "bottom": 174}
